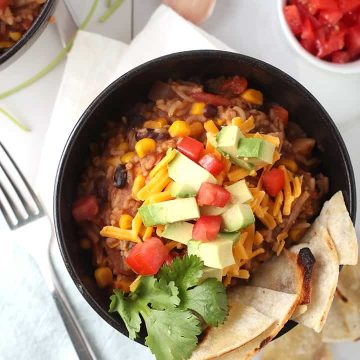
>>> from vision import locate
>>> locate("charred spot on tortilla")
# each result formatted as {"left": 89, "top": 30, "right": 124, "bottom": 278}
{"left": 336, "top": 288, "right": 349, "bottom": 303}
{"left": 259, "top": 336, "right": 272, "bottom": 349}
{"left": 297, "top": 247, "right": 316, "bottom": 305}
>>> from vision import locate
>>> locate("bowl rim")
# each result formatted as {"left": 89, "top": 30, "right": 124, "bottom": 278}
{"left": 0, "top": 0, "right": 57, "bottom": 67}
{"left": 277, "top": 0, "right": 360, "bottom": 74}
{"left": 54, "top": 49, "right": 357, "bottom": 341}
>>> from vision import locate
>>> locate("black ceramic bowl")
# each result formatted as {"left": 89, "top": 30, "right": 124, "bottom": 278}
{"left": 0, "top": 0, "right": 57, "bottom": 70}
{"left": 54, "top": 50, "right": 356, "bottom": 343}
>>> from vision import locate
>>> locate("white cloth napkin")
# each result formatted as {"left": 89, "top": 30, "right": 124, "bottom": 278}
{"left": 32, "top": 5, "right": 231, "bottom": 360}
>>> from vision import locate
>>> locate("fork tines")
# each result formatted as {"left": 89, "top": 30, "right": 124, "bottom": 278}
{"left": 0, "top": 142, "right": 44, "bottom": 229}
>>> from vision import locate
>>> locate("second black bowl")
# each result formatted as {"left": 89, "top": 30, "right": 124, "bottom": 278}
{"left": 0, "top": 0, "right": 57, "bottom": 70}
{"left": 54, "top": 50, "right": 356, "bottom": 343}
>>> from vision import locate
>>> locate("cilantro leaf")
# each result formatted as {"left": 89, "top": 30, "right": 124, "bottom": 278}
{"left": 135, "top": 276, "right": 180, "bottom": 310}
{"left": 183, "top": 278, "right": 228, "bottom": 326}
{"left": 158, "top": 255, "right": 204, "bottom": 298}
{"left": 109, "top": 290, "right": 141, "bottom": 340}
{"left": 145, "top": 308, "right": 201, "bottom": 360}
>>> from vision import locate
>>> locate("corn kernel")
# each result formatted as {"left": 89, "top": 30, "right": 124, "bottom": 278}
{"left": 118, "top": 142, "right": 129, "bottom": 152}
{"left": 217, "top": 118, "right": 226, "bottom": 126}
{"left": 132, "top": 175, "right": 146, "bottom": 198}
{"left": 135, "top": 138, "right": 156, "bottom": 158}
{"left": 0, "top": 41, "right": 13, "bottom": 49}
{"left": 106, "top": 156, "right": 122, "bottom": 167}
{"left": 9, "top": 32, "right": 21, "bottom": 41}
{"left": 144, "top": 118, "right": 168, "bottom": 129}
{"left": 189, "top": 121, "right": 204, "bottom": 138}
{"left": 119, "top": 214, "right": 133, "bottom": 229}
{"left": 289, "top": 227, "right": 306, "bottom": 242}
{"left": 241, "top": 89, "right": 263, "bottom": 106}
{"left": 168, "top": 120, "right": 191, "bottom": 138}
{"left": 114, "top": 278, "right": 131, "bottom": 292}
{"left": 278, "top": 158, "right": 298, "bottom": 173}
{"left": 191, "top": 102, "right": 206, "bottom": 115}
{"left": 94, "top": 267, "right": 113, "bottom": 288}
{"left": 204, "top": 120, "right": 219, "bottom": 134}
{"left": 121, "top": 151, "right": 135, "bottom": 163}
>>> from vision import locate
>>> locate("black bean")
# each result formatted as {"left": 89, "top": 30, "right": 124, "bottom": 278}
{"left": 153, "top": 131, "right": 170, "bottom": 141}
{"left": 203, "top": 104, "right": 218, "bottom": 118}
{"left": 113, "top": 165, "right": 127, "bottom": 189}
{"left": 135, "top": 128, "right": 154, "bottom": 141}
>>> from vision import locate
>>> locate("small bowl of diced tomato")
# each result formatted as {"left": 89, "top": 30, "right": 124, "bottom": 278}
{"left": 278, "top": 0, "right": 360, "bottom": 73}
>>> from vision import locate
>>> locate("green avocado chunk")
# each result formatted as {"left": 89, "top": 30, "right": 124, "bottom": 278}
{"left": 200, "top": 267, "right": 223, "bottom": 282}
{"left": 138, "top": 198, "right": 200, "bottom": 227}
{"left": 216, "top": 126, "right": 254, "bottom": 170}
{"left": 162, "top": 222, "right": 194, "bottom": 245}
{"left": 221, "top": 203, "right": 255, "bottom": 232}
{"left": 237, "top": 138, "right": 275, "bottom": 165}
{"left": 168, "top": 182, "right": 197, "bottom": 198}
{"left": 187, "top": 239, "right": 235, "bottom": 269}
{"left": 168, "top": 152, "right": 217, "bottom": 193}
{"left": 225, "top": 179, "right": 253, "bottom": 204}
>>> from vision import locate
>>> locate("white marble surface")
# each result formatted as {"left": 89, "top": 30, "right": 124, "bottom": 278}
{"left": 0, "top": 1, "right": 359, "bottom": 359}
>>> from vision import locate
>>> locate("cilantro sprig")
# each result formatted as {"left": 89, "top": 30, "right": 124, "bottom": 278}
{"left": 109, "top": 255, "right": 228, "bottom": 360}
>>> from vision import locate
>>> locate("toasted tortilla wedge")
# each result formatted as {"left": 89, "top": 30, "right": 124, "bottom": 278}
{"left": 250, "top": 248, "right": 314, "bottom": 306}
{"left": 250, "top": 249, "right": 303, "bottom": 295}
{"left": 216, "top": 286, "right": 299, "bottom": 360}
{"left": 322, "top": 292, "right": 352, "bottom": 342}
{"left": 260, "top": 324, "right": 333, "bottom": 360}
{"left": 316, "top": 191, "right": 358, "bottom": 265}
{"left": 291, "top": 225, "right": 339, "bottom": 333}
{"left": 291, "top": 304, "right": 308, "bottom": 320}
{"left": 189, "top": 302, "right": 274, "bottom": 360}
{"left": 337, "top": 260, "right": 360, "bottom": 304}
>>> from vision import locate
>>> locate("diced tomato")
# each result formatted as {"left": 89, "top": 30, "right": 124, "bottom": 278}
{"left": 316, "top": 29, "right": 345, "bottom": 58}
{"left": 301, "top": 17, "right": 316, "bottom": 41}
{"left": 319, "top": 9, "right": 343, "bottom": 25}
{"left": 308, "top": 0, "right": 339, "bottom": 13}
{"left": 270, "top": 105, "right": 289, "bottom": 125}
{"left": 192, "top": 215, "right": 222, "bottom": 242}
{"left": 197, "top": 182, "right": 231, "bottom": 207}
{"left": 346, "top": 25, "right": 360, "bottom": 59}
{"left": 219, "top": 76, "right": 248, "bottom": 95}
{"left": 126, "top": 237, "right": 169, "bottom": 275}
{"left": 177, "top": 136, "right": 204, "bottom": 161}
{"left": 332, "top": 50, "right": 351, "bottom": 63}
{"left": 339, "top": 0, "right": 360, "bottom": 13}
{"left": 198, "top": 154, "right": 224, "bottom": 176}
{"left": 165, "top": 252, "right": 176, "bottom": 266}
{"left": 0, "top": 0, "right": 8, "bottom": 10}
{"left": 340, "top": 10, "right": 360, "bottom": 28}
{"left": 72, "top": 195, "right": 99, "bottom": 222}
{"left": 284, "top": 5, "right": 303, "bottom": 35}
{"left": 192, "top": 92, "right": 231, "bottom": 106}
{"left": 262, "top": 168, "right": 285, "bottom": 197}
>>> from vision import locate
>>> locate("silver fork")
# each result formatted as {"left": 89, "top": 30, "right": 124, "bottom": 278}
{"left": 0, "top": 142, "right": 96, "bottom": 360}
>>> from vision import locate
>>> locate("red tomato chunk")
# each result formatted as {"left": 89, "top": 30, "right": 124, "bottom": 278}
{"left": 192, "top": 215, "right": 222, "bottom": 242}
{"left": 126, "top": 237, "right": 169, "bottom": 275}
{"left": 284, "top": 0, "right": 360, "bottom": 63}
{"left": 197, "top": 182, "right": 231, "bottom": 207}
{"left": 219, "top": 76, "right": 248, "bottom": 95}
{"left": 262, "top": 168, "right": 285, "bottom": 197}
{"left": 0, "top": 0, "right": 8, "bottom": 10}
{"left": 199, "top": 154, "right": 224, "bottom": 176}
{"left": 72, "top": 195, "right": 99, "bottom": 222}
{"left": 177, "top": 136, "right": 204, "bottom": 162}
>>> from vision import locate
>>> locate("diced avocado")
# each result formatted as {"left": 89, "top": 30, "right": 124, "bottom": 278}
{"left": 225, "top": 180, "right": 253, "bottom": 204}
{"left": 221, "top": 203, "right": 255, "bottom": 232}
{"left": 168, "top": 152, "right": 217, "bottom": 193}
{"left": 169, "top": 182, "right": 197, "bottom": 198}
{"left": 217, "top": 231, "right": 241, "bottom": 243}
{"left": 200, "top": 205, "right": 229, "bottom": 216}
{"left": 138, "top": 197, "right": 200, "bottom": 227}
{"left": 162, "top": 222, "right": 194, "bottom": 245}
{"left": 216, "top": 126, "right": 254, "bottom": 170}
{"left": 187, "top": 239, "right": 235, "bottom": 269}
{"left": 237, "top": 138, "right": 275, "bottom": 165}
{"left": 200, "top": 267, "right": 223, "bottom": 282}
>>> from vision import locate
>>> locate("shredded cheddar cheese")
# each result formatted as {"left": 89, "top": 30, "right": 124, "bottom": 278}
{"left": 143, "top": 227, "right": 153, "bottom": 240}
{"left": 100, "top": 226, "right": 141, "bottom": 243}
{"left": 149, "top": 148, "right": 176, "bottom": 179}
{"left": 136, "top": 168, "right": 171, "bottom": 201}
{"left": 228, "top": 167, "right": 250, "bottom": 182}
{"left": 132, "top": 213, "right": 143, "bottom": 237}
